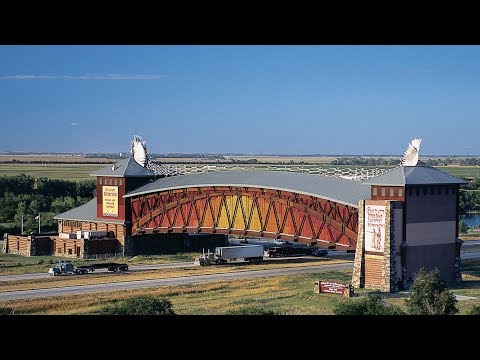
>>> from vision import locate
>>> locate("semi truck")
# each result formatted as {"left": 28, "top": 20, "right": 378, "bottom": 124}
{"left": 48, "top": 260, "right": 128, "bottom": 276}
{"left": 194, "top": 245, "right": 264, "bottom": 266}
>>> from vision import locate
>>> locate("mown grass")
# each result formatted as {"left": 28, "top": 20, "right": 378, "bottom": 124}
{"left": 0, "top": 163, "right": 104, "bottom": 180}
{"left": 437, "top": 166, "right": 480, "bottom": 178}
{"left": 1, "top": 267, "right": 479, "bottom": 315}
{"left": 0, "top": 257, "right": 350, "bottom": 292}
{"left": 0, "top": 270, "right": 354, "bottom": 315}
{"left": 2, "top": 161, "right": 479, "bottom": 181}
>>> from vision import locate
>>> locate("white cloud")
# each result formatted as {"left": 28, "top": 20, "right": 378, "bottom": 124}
{"left": 71, "top": 122, "right": 80, "bottom": 126}
{"left": 0, "top": 74, "right": 165, "bottom": 80}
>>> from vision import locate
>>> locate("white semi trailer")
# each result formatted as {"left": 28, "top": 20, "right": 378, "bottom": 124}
{"left": 194, "top": 245, "right": 264, "bottom": 266}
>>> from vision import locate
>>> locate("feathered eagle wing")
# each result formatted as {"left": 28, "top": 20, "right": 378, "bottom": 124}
{"left": 401, "top": 138, "right": 422, "bottom": 166}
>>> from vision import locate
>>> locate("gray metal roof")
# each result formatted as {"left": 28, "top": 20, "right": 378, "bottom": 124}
{"left": 365, "top": 166, "right": 468, "bottom": 186}
{"left": 53, "top": 197, "right": 125, "bottom": 224}
{"left": 124, "top": 171, "right": 371, "bottom": 208}
{"left": 90, "top": 157, "right": 155, "bottom": 177}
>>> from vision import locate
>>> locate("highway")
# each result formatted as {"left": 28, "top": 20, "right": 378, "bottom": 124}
{"left": 0, "top": 261, "right": 195, "bottom": 282}
{"left": 0, "top": 262, "right": 352, "bottom": 301}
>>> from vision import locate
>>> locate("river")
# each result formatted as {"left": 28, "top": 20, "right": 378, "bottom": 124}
{"left": 460, "top": 214, "right": 480, "bottom": 227}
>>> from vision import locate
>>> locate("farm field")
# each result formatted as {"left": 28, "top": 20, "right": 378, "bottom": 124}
{"left": 1, "top": 159, "right": 479, "bottom": 181}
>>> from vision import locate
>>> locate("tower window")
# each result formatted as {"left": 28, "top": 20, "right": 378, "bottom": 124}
{"left": 381, "top": 188, "right": 386, "bottom": 196}
{"left": 389, "top": 188, "right": 394, "bottom": 197}
{"left": 398, "top": 188, "right": 403, "bottom": 197}
{"left": 373, "top": 187, "right": 377, "bottom": 196}
{"left": 99, "top": 178, "right": 102, "bottom": 185}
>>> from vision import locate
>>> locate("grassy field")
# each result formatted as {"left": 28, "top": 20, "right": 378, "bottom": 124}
{"left": 0, "top": 163, "right": 104, "bottom": 180}
{"left": 1, "top": 266, "right": 479, "bottom": 315}
{"left": 436, "top": 166, "right": 480, "bottom": 178}
{"left": 1, "top": 159, "right": 479, "bottom": 181}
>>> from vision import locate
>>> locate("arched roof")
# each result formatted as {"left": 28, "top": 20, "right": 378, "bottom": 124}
{"left": 124, "top": 170, "right": 371, "bottom": 208}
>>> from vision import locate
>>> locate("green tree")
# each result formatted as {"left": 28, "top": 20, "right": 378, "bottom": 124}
{"left": 405, "top": 268, "right": 458, "bottom": 315}
{"left": 0, "top": 307, "right": 16, "bottom": 315}
{"left": 228, "top": 307, "right": 282, "bottom": 315}
{"left": 333, "top": 293, "right": 405, "bottom": 315}
{"left": 459, "top": 221, "right": 469, "bottom": 234}
{"left": 469, "top": 305, "right": 480, "bottom": 315}
{"left": 99, "top": 296, "right": 175, "bottom": 315}
{"left": 51, "top": 196, "right": 76, "bottom": 214}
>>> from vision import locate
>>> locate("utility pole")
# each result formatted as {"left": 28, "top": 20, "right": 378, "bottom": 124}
{"left": 38, "top": 213, "right": 41, "bottom": 234}
{"left": 21, "top": 214, "right": 24, "bottom": 234}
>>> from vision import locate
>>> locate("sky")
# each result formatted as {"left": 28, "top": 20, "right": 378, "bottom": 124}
{"left": 0, "top": 45, "right": 479, "bottom": 155}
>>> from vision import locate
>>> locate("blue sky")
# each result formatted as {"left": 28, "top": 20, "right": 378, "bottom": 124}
{"left": 0, "top": 45, "right": 479, "bottom": 155}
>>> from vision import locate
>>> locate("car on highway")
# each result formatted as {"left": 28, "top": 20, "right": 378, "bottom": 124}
{"left": 311, "top": 248, "right": 328, "bottom": 257}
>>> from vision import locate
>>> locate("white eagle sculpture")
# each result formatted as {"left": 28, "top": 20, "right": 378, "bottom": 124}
{"left": 131, "top": 135, "right": 148, "bottom": 167}
{"left": 401, "top": 138, "right": 422, "bottom": 166}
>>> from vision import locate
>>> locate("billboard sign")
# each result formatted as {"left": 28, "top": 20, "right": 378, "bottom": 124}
{"left": 102, "top": 186, "right": 118, "bottom": 217}
{"left": 365, "top": 204, "right": 386, "bottom": 253}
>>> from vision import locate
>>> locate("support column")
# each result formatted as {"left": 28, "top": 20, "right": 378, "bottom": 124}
{"left": 454, "top": 238, "right": 463, "bottom": 285}
{"left": 2, "top": 233, "right": 8, "bottom": 254}
{"left": 123, "top": 235, "right": 135, "bottom": 256}
{"left": 352, "top": 200, "right": 365, "bottom": 288}
{"left": 352, "top": 200, "right": 402, "bottom": 293}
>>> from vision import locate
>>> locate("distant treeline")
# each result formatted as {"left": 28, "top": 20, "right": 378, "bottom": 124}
{"left": 0, "top": 174, "right": 95, "bottom": 237}
{"left": 331, "top": 157, "right": 480, "bottom": 167}
{"left": 0, "top": 159, "right": 114, "bottom": 164}
{"left": 460, "top": 178, "right": 480, "bottom": 214}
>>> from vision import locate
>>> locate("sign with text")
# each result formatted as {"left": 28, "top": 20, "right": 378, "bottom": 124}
{"left": 102, "top": 186, "right": 118, "bottom": 217}
{"left": 365, "top": 204, "right": 386, "bottom": 253}
{"left": 317, "top": 281, "right": 349, "bottom": 295}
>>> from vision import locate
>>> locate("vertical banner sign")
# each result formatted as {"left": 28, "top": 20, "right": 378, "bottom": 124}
{"left": 365, "top": 205, "right": 386, "bottom": 253}
{"left": 103, "top": 186, "right": 118, "bottom": 217}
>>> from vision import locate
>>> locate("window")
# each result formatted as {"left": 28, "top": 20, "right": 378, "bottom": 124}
{"left": 430, "top": 187, "right": 434, "bottom": 195}
{"left": 423, "top": 188, "right": 427, "bottom": 196}
{"left": 398, "top": 188, "right": 403, "bottom": 197}
{"left": 408, "top": 188, "right": 412, "bottom": 196}
{"left": 99, "top": 178, "right": 102, "bottom": 185}
{"left": 68, "top": 249, "right": 72, "bottom": 255}
{"left": 373, "top": 188, "right": 377, "bottom": 196}
{"left": 110, "top": 178, "right": 113, "bottom": 185}
{"left": 445, "top": 187, "right": 449, "bottom": 195}
{"left": 381, "top": 188, "right": 386, "bottom": 196}
{"left": 114, "top": 178, "right": 118, "bottom": 186}
{"left": 416, "top": 188, "right": 419, "bottom": 196}
{"left": 389, "top": 188, "right": 394, "bottom": 197}
{"left": 119, "top": 179, "right": 123, "bottom": 186}
{"left": 438, "top": 187, "right": 442, "bottom": 195}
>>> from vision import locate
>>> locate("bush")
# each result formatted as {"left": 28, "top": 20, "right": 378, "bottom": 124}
{"left": 333, "top": 293, "right": 405, "bottom": 315}
{"left": 0, "top": 307, "right": 15, "bottom": 315}
{"left": 37, "top": 259, "right": 44, "bottom": 265}
{"left": 228, "top": 307, "right": 282, "bottom": 315}
{"left": 405, "top": 268, "right": 458, "bottom": 315}
{"left": 469, "top": 305, "right": 480, "bottom": 315}
{"left": 99, "top": 296, "right": 175, "bottom": 315}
